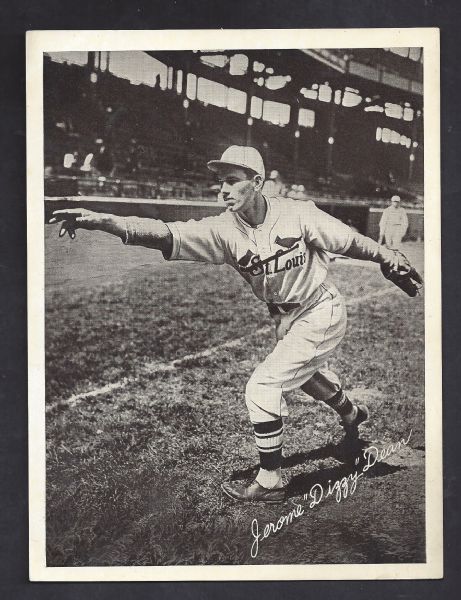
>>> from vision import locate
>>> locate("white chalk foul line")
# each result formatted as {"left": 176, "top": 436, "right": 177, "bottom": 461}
{"left": 46, "top": 286, "right": 400, "bottom": 414}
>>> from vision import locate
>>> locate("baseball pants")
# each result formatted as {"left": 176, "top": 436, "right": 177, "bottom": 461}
{"left": 245, "top": 281, "right": 347, "bottom": 423}
{"left": 383, "top": 229, "right": 404, "bottom": 248}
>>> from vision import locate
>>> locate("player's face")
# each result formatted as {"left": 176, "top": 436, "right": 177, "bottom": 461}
{"left": 217, "top": 167, "right": 259, "bottom": 213}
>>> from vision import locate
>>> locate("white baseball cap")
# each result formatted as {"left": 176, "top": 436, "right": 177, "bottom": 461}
{"left": 207, "top": 145, "right": 265, "bottom": 180}
{"left": 391, "top": 195, "right": 401, "bottom": 202}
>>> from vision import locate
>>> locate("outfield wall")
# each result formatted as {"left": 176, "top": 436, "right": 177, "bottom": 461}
{"left": 45, "top": 196, "right": 424, "bottom": 241}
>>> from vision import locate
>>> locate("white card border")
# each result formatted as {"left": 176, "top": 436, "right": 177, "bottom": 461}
{"left": 27, "top": 27, "right": 442, "bottom": 581}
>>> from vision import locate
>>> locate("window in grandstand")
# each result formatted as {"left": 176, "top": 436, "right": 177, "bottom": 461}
{"left": 99, "top": 52, "right": 109, "bottom": 71}
{"left": 108, "top": 51, "right": 167, "bottom": 88}
{"left": 167, "top": 67, "right": 174, "bottom": 90}
{"left": 230, "top": 54, "right": 249, "bottom": 76}
{"left": 227, "top": 88, "right": 247, "bottom": 114}
{"left": 386, "top": 47, "right": 410, "bottom": 59}
{"left": 197, "top": 78, "right": 227, "bottom": 108}
{"left": 385, "top": 102, "right": 404, "bottom": 119}
{"left": 365, "top": 104, "right": 384, "bottom": 113}
{"left": 385, "top": 47, "right": 423, "bottom": 63}
{"left": 200, "top": 54, "right": 228, "bottom": 69}
{"left": 45, "top": 51, "right": 88, "bottom": 66}
{"left": 318, "top": 83, "right": 332, "bottom": 103}
{"left": 400, "top": 135, "right": 412, "bottom": 148}
{"left": 298, "top": 108, "right": 315, "bottom": 128}
{"left": 390, "top": 130, "right": 401, "bottom": 144}
{"left": 250, "top": 96, "right": 263, "bottom": 119}
{"left": 262, "top": 101, "right": 290, "bottom": 126}
{"left": 176, "top": 70, "right": 183, "bottom": 95}
{"left": 381, "top": 128, "right": 391, "bottom": 143}
{"left": 403, "top": 106, "right": 414, "bottom": 121}
{"left": 376, "top": 126, "right": 412, "bottom": 148}
{"left": 342, "top": 87, "right": 362, "bottom": 107}
{"left": 409, "top": 48, "right": 423, "bottom": 62}
{"left": 186, "top": 73, "right": 197, "bottom": 100}
{"left": 300, "top": 86, "right": 318, "bottom": 101}
{"left": 265, "top": 75, "right": 292, "bottom": 90}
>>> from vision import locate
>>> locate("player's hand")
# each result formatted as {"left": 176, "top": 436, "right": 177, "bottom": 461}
{"left": 48, "top": 208, "right": 101, "bottom": 239}
{"left": 380, "top": 249, "right": 423, "bottom": 297}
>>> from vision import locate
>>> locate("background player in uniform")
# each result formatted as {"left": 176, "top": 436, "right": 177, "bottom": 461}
{"left": 378, "top": 194, "right": 409, "bottom": 248}
{"left": 50, "top": 145, "right": 420, "bottom": 503}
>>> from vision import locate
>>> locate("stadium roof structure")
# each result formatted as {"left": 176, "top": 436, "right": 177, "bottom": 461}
{"left": 146, "top": 48, "right": 423, "bottom": 113}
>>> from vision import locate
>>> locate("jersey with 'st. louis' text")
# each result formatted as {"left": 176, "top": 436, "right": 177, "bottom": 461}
{"left": 165, "top": 197, "right": 355, "bottom": 305}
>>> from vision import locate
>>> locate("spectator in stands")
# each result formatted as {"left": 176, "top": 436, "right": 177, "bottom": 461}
{"left": 80, "top": 153, "right": 94, "bottom": 173}
{"left": 125, "top": 139, "right": 140, "bottom": 177}
{"left": 287, "top": 184, "right": 299, "bottom": 199}
{"left": 378, "top": 195, "right": 409, "bottom": 248}
{"left": 63, "top": 151, "right": 78, "bottom": 169}
{"left": 280, "top": 183, "right": 290, "bottom": 197}
{"left": 262, "top": 170, "right": 283, "bottom": 196}
{"left": 294, "top": 185, "right": 307, "bottom": 201}
{"left": 94, "top": 140, "right": 115, "bottom": 177}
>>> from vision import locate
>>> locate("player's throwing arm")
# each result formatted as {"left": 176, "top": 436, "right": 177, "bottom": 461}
{"left": 49, "top": 208, "right": 173, "bottom": 255}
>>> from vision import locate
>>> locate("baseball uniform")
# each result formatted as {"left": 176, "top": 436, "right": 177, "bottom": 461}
{"left": 126, "top": 196, "right": 376, "bottom": 424}
{"left": 379, "top": 204, "right": 409, "bottom": 248}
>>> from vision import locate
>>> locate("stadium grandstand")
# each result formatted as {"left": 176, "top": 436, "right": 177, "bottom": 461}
{"left": 44, "top": 47, "right": 424, "bottom": 239}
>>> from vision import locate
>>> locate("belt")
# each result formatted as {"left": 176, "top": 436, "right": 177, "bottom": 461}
{"left": 266, "top": 302, "right": 301, "bottom": 317}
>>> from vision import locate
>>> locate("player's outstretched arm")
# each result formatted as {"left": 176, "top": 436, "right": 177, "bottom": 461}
{"left": 344, "top": 232, "right": 423, "bottom": 297}
{"left": 49, "top": 208, "right": 126, "bottom": 239}
{"left": 49, "top": 208, "right": 173, "bottom": 256}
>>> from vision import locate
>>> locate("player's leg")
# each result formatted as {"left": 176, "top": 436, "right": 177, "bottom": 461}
{"left": 387, "top": 229, "right": 402, "bottom": 248}
{"left": 395, "top": 231, "right": 404, "bottom": 248}
{"left": 222, "top": 282, "right": 346, "bottom": 502}
{"left": 301, "top": 367, "right": 369, "bottom": 434}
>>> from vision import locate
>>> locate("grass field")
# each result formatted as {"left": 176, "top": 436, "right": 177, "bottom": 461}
{"left": 45, "top": 227, "right": 425, "bottom": 566}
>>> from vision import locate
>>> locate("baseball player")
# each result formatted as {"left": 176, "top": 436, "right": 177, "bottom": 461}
{"left": 378, "top": 195, "right": 409, "bottom": 248}
{"left": 50, "top": 145, "right": 420, "bottom": 503}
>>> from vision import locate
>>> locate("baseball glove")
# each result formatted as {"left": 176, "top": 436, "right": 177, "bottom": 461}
{"left": 380, "top": 250, "right": 423, "bottom": 297}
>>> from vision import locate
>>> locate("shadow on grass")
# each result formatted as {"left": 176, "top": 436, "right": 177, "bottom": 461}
{"left": 231, "top": 438, "right": 368, "bottom": 480}
{"left": 231, "top": 438, "right": 406, "bottom": 500}
{"left": 286, "top": 459, "right": 405, "bottom": 499}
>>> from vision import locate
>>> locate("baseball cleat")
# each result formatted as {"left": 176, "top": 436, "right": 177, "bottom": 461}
{"left": 341, "top": 404, "right": 369, "bottom": 439}
{"left": 221, "top": 479, "right": 285, "bottom": 504}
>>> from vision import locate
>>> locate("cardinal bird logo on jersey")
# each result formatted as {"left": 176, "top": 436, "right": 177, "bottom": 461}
{"left": 275, "top": 235, "right": 302, "bottom": 249}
